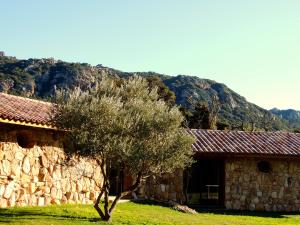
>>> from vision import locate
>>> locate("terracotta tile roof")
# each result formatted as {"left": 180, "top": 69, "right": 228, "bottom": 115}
{"left": 188, "top": 129, "right": 300, "bottom": 157}
{"left": 0, "top": 92, "right": 53, "bottom": 127}
{"left": 1, "top": 92, "right": 300, "bottom": 156}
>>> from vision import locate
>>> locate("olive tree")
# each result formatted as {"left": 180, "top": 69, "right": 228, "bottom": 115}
{"left": 52, "top": 76, "right": 195, "bottom": 222}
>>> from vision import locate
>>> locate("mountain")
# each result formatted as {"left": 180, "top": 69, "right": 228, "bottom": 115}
{"left": 270, "top": 108, "right": 300, "bottom": 129}
{"left": 0, "top": 55, "right": 295, "bottom": 131}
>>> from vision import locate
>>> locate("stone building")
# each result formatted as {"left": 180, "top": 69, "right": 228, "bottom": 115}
{"left": 0, "top": 93, "right": 103, "bottom": 207}
{"left": 171, "top": 129, "right": 300, "bottom": 212}
{"left": 1, "top": 92, "right": 300, "bottom": 212}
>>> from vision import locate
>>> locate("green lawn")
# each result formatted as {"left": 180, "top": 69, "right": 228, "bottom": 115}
{"left": 0, "top": 201, "right": 300, "bottom": 225}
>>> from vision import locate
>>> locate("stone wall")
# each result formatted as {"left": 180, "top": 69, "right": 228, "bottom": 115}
{"left": 141, "top": 157, "right": 300, "bottom": 212}
{"left": 5, "top": 124, "right": 300, "bottom": 212}
{"left": 225, "top": 158, "right": 300, "bottom": 212}
{"left": 141, "top": 170, "right": 184, "bottom": 204}
{"left": 0, "top": 125, "right": 103, "bottom": 207}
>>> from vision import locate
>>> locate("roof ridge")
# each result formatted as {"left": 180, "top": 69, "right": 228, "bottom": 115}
{"left": 0, "top": 92, "right": 53, "bottom": 106}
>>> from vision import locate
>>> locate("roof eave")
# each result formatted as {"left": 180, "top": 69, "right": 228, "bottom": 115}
{"left": 0, "top": 118, "right": 57, "bottom": 130}
{"left": 194, "top": 151, "right": 300, "bottom": 159}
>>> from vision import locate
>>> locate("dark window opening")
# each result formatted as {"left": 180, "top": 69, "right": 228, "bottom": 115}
{"left": 109, "top": 168, "right": 124, "bottom": 195}
{"left": 257, "top": 161, "right": 271, "bottom": 173}
{"left": 184, "top": 159, "right": 225, "bottom": 207}
{"left": 17, "top": 132, "right": 35, "bottom": 148}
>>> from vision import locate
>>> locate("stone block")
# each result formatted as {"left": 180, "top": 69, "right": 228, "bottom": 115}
{"left": 40, "top": 155, "right": 49, "bottom": 168}
{"left": 225, "top": 201, "right": 232, "bottom": 209}
{"left": 50, "top": 187, "right": 57, "bottom": 199}
{"left": 253, "top": 197, "right": 259, "bottom": 204}
{"left": 89, "top": 192, "right": 96, "bottom": 200}
{"left": 57, "top": 189, "right": 63, "bottom": 200}
{"left": 29, "top": 183, "right": 36, "bottom": 194}
{"left": 22, "top": 157, "right": 30, "bottom": 174}
{"left": 0, "top": 185, "right": 5, "bottom": 197}
{"left": 15, "top": 151, "right": 24, "bottom": 161}
{"left": 45, "top": 196, "right": 52, "bottom": 205}
{"left": 76, "top": 181, "right": 83, "bottom": 192}
{"left": 31, "top": 165, "right": 40, "bottom": 176}
{"left": 0, "top": 198, "right": 7, "bottom": 208}
{"left": 232, "top": 200, "right": 241, "bottom": 209}
{"left": 2, "top": 160, "right": 11, "bottom": 175}
{"left": 249, "top": 203, "right": 256, "bottom": 211}
{"left": 271, "top": 192, "right": 277, "bottom": 199}
{"left": 5, "top": 151, "right": 14, "bottom": 162}
{"left": 0, "top": 151, "right": 4, "bottom": 161}
{"left": 38, "top": 197, "right": 45, "bottom": 206}
{"left": 8, "top": 192, "right": 16, "bottom": 207}
{"left": 4, "top": 182, "right": 15, "bottom": 199}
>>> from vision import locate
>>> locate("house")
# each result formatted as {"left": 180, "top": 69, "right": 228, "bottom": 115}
{"left": 146, "top": 129, "right": 300, "bottom": 212}
{"left": 0, "top": 93, "right": 103, "bottom": 207}
{"left": 1, "top": 92, "right": 300, "bottom": 212}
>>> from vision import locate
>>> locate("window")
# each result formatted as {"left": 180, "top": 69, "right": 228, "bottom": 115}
{"left": 16, "top": 132, "right": 35, "bottom": 148}
{"left": 257, "top": 161, "right": 271, "bottom": 173}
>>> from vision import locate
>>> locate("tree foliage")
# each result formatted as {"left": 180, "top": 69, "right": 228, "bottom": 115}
{"left": 52, "top": 76, "right": 195, "bottom": 221}
{"left": 182, "top": 96, "right": 220, "bottom": 129}
{"left": 145, "top": 76, "right": 176, "bottom": 106}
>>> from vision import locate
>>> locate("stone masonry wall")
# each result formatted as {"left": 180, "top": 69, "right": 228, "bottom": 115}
{"left": 0, "top": 125, "right": 102, "bottom": 207}
{"left": 142, "top": 169, "right": 184, "bottom": 204}
{"left": 225, "top": 158, "right": 300, "bottom": 212}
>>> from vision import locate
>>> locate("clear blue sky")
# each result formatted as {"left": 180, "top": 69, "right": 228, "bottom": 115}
{"left": 1, "top": 0, "right": 300, "bottom": 110}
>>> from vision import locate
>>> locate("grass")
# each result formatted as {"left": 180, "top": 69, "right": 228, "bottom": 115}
{"left": 0, "top": 201, "right": 300, "bottom": 225}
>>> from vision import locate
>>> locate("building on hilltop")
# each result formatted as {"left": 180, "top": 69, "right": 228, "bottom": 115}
{"left": 0, "top": 51, "right": 5, "bottom": 57}
{"left": 1, "top": 92, "right": 300, "bottom": 212}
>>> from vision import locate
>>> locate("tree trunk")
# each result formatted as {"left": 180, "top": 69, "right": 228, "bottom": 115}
{"left": 93, "top": 162, "right": 113, "bottom": 221}
{"left": 108, "top": 172, "right": 142, "bottom": 215}
{"left": 94, "top": 162, "right": 142, "bottom": 222}
{"left": 94, "top": 187, "right": 104, "bottom": 218}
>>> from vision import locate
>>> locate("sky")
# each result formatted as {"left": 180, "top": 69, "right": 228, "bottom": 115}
{"left": 1, "top": 0, "right": 300, "bottom": 110}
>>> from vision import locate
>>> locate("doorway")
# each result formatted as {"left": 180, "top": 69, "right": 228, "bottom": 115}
{"left": 109, "top": 169, "right": 133, "bottom": 198}
{"left": 109, "top": 169, "right": 124, "bottom": 196}
{"left": 185, "top": 159, "right": 225, "bottom": 207}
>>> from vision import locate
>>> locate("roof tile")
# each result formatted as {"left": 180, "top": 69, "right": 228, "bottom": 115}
{"left": 0, "top": 92, "right": 53, "bottom": 126}
{"left": 188, "top": 129, "right": 300, "bottom": 157}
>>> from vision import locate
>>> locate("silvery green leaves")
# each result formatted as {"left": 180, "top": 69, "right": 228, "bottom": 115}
{"left": 51, "top": 76, "right": 195, "bottom": 221}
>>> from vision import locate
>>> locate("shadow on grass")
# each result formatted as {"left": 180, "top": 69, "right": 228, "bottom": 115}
{"left": 194, "top": 207, "right": 300, "bottom": 218}
{"left": 131, "top": 199, "right": 176, "bottom": 209}
{"left": 0, "top": 208, "right": 100, "bottom": 223}
{"left": 131, "top": 199, "right": 300, "bottom": 219}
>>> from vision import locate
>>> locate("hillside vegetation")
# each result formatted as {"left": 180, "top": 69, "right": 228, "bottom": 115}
{"left": 270, "top": 108, "right": 300, "bottom": 130}
{"left": 0, "top": 56, "right": 297, "bottom": 131}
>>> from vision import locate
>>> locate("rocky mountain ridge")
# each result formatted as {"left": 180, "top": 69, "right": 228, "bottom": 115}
{"left": 0, "top": 55, "right": 298, "bottom": 131}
